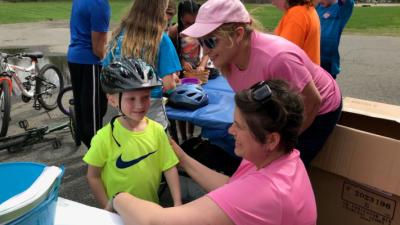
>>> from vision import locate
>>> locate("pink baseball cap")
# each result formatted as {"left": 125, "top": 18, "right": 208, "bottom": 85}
{"left": 181, "top": 0, "right": 251, "bottom": 38}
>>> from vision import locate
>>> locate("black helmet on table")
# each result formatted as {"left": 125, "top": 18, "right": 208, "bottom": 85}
{"left": 100, "top": 57, "right": 162, "bottom": 94}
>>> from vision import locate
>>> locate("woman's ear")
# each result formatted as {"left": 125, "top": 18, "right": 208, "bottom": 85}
{"left": 265, "top": 132, "right": 281, "bottom": 153}
{"left": 234, "top": 26, "right": 245, "bottom": 45}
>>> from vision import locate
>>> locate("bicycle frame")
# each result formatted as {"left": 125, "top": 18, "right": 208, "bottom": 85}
{"left": 3, "top": 60, "right": 38, "bottom": 98}
{"left": 0, "top": 76, "right": 12, "bottom": 95}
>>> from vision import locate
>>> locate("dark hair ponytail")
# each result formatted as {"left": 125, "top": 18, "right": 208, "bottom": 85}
{"left": 235, "top": 79, "right": 304, "bottom": 153}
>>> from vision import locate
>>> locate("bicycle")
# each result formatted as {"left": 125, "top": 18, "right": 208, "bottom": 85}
{"left": 0, "top": 119, "right": 71, "bottom": 153}
{"left": 0, "top": 51, "right": 64, "bottom": 137}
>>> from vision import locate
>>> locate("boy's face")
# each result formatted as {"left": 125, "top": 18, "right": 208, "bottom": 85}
{"left": 108, "top": 89, "right": 151, "bottom": 122}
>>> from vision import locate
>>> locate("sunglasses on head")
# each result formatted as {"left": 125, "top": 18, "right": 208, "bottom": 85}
{"left": 250, "top": 81, "right": 272, "bottom": 104}
{"left": 198, "top": 36, "right": 217, "bottom": 49}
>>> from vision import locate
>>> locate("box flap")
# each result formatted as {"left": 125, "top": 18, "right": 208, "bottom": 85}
{"left": 311, "top": 125, "right": 400, "bottom": 196}
{"left": 340, "top": 97, "right": 400, "bottom": 139}
{"left": 343, "top": 97, "right": 400, "bottom": 123}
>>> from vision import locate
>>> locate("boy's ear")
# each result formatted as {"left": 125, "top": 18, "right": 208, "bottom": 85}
{"left": 107, "top": 94, "right": 118, "bottom": 107}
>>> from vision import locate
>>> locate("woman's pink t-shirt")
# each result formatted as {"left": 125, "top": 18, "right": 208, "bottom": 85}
{"left": 227, "top": 31, "right": 341, "bottom": 114}
{"left": 208, "top": 150, "right": 317, "bottom": 225}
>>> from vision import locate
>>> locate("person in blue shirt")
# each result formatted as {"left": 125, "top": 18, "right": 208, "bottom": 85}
{"left": 316, "top": 0, "right": 354, "bottom": 79}
{"left": 67, "top": 0, "right": 110, "bottom": 148}
{"left": 103, "top": 0, "right": 181, "bottom": 129}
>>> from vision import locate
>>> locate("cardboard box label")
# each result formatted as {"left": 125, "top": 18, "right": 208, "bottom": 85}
{"left": 342, "top": 181, "right": 397, "bottom": 224}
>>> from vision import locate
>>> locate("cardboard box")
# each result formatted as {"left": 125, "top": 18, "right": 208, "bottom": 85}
{"left": 310, "top": 97, "right": 400, "bottom": 225}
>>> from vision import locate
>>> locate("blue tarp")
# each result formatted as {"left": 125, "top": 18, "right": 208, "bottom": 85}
{"left": 166, "top": 76, "right": 236, "bottom": 154}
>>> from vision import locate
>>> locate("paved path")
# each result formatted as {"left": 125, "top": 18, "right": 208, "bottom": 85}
{"left": 0, "top": 21, "right": 399, "bottom": 207}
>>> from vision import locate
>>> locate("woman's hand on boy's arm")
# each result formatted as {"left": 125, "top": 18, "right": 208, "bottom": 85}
{"left": 169, "top": 138, "right": 187, "bottom": 166}
{"left": 169, "top": 138, "right": 230, "bottom": 192}
{"left": 87, "top": 165, "right": 110, "bottom": 210}
{"left": 164, "top": 166, "right": 182, "bottom": 206}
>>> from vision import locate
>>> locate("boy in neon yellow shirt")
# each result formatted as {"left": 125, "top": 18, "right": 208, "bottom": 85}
{"left": 83, "top": 57, "right": 181, "bottom": 209}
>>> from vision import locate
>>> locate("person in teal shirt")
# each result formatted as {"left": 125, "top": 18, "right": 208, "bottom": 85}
{"left": 317, "top": 0, "right": 354, "bottom": 79}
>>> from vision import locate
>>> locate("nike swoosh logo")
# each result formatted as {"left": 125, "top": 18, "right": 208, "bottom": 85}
{"left": 116, "top": 150, "right": 157, "bottom": 169}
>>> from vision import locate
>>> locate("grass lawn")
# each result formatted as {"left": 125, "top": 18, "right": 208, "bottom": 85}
{"left": 0, "top": 1, "right": 131, "bottom": 24}
{"left": 0, "top": 1, "right": 399, "bottom": 36}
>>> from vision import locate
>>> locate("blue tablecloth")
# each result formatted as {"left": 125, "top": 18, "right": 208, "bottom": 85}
{"left": 166, "top": 76, "right": 235, "bottom": 154}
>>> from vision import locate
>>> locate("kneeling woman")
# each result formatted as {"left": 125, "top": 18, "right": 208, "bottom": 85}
{"left": 111, "top": 80, "right": 317, "bottom": 225}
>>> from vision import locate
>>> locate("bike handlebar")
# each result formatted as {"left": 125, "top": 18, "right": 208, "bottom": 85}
{"left": 0, "top": 52, "right": 44, "bottom": 61}
{"left": 0, "top": 52, "right": 23, "bottom": 59}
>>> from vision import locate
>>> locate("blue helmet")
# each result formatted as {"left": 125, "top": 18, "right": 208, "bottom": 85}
{"left": 168, "top": 84, "right": 208, "bottom": 110}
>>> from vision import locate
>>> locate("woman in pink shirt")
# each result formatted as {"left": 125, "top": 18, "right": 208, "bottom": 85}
{"left": 111, "top": 79, "right": 317, "bottom": 225}
{"left": 181, "top": 0, "right": 342, "bottom": 167}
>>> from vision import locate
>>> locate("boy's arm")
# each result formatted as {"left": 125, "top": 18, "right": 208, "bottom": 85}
{"left": 164, "top": 166, "right": 182, "bottom": 206}
{"left": 87, "top": 165, "right": 109, "bottom": 209}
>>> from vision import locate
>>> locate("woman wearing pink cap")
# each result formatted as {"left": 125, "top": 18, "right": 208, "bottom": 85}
{"left": 181, "top": 0, "right": 342, "bottom": 168}
{"left": 109, "top": 79, "right": 317, "bottom": 225}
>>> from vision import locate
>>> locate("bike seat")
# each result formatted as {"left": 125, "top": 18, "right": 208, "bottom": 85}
{"left": 22, "top": 52, "right": 43, "bottom": 59}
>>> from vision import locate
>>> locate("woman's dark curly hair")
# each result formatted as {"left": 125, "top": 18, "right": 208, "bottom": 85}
{"left": 235, "top": 79, "right": 304, "bottom": 154}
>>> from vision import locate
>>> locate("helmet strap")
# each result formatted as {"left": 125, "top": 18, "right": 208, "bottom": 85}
{"left": 117, "top": 92, "right": 134, "bottom": 125}
{"left": 110, "top": 115, "right": 121, "bottom": 147}
{"left": 118, "top": 92, "right": 126, "bottom": 117}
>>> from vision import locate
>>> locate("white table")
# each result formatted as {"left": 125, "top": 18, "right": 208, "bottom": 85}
{"left": 55, "top": 197, "right": 123, "bottom": 225}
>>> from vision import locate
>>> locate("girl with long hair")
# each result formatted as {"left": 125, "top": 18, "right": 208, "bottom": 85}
{"left": 103, "top": 0, "right": 182, "bottom": 128}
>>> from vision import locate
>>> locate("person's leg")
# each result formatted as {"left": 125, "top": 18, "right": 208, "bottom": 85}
{"left": 167, "top": 119, "right": 179, "bottom": 143}
{"left": 178, "top": 121, "right": 187, "bottom": 141}
{"left": 187, "top": 122, "right": 195, "bottom": 139}
{"left": 296, "top": 101, "right": 343, "bottom": 168}
{"left": 69, "top": 63, "right": 107, "bottom": 148}
{"left": 68, "top": 62, "right": 86, "bottom": 146}
{"left": 93, "top": 65, "right": 108, "bottom": 129}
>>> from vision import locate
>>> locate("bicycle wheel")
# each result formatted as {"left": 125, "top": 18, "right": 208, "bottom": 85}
{"left": 0, "top": 79, "right": 11, "bottom": 137}
{"left": 36, "top": 64, "right": 64, "bottom": 110}
{"left": 57, "top": 86, "right": 73, "bottom": 116}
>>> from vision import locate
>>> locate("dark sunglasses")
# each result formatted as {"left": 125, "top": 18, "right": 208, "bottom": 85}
{"left": 250, "top": 81, "right": 272, "bottom": 104}
{"left": 198, "top": 36, "right": 217, "bottom": 49}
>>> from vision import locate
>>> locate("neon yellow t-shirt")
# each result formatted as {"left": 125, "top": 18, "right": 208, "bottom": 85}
{"left": 83, "top": 117, "right": 179, "bottom": 203}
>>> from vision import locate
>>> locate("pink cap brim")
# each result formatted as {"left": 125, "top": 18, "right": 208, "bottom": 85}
{"left": 181, "top": 22, "right": 222, "bottom": 38}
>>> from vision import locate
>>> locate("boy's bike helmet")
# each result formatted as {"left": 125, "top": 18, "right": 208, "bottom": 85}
{"left": 168, "top": 84, "right": 208, "bottom": 110}
{"left": 100, "top": 57, "right": 162, "bottom": 94}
